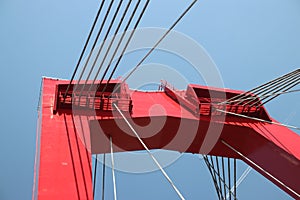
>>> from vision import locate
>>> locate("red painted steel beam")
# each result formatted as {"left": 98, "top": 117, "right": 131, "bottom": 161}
{"left": 90, "top": 116, "right": 300, "bottom": 198}
{"left": 35, "top": 78, "right": 93, "bottom": 200}
{"left": 35, "top": 77, "right": 300, "bottom": 199}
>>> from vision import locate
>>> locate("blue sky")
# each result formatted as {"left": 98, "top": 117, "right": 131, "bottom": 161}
{"left": 0, "top": 0, "right": 300, "bottom": 199}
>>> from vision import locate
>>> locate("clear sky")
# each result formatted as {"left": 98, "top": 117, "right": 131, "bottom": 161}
{"left": 0, "top": 0, "right": 300, "bottom": 199}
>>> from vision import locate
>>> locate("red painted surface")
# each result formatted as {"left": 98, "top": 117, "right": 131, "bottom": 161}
{"left": 36, "top": 78, "right": 93, "bottom": 200}
{"left": 36, "top": 77, "right": 300, "bottom": 199}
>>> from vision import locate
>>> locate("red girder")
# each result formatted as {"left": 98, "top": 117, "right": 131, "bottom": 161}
{"left": 35, "top": 77, "right": 300, "bottom": 199}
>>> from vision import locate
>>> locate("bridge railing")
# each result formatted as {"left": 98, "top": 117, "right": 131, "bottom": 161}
{"left": 55, "top": 84, "right": 133, "bottom": 113}
{"left": 161, "top": 80, "right": 267, "bottom": 119}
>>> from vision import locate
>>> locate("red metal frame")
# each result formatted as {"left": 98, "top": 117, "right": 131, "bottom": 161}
{"left": 35, "top": 77, "right": 300, "bottom": 199}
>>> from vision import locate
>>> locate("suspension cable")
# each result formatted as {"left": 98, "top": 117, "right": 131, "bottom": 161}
{"left": 113, "top": 103, "right": 185, "bottom": 200}
{"left": 240, "top": 71, "right": 300, "bottom": 106}
{"left": 215, "top": 108, "right": 300, "bottom": 130}
{"left": 110, "top": 137, "right": 118, "bottom": 200}
{"left": 233, "top": 159, "right": 237, "bottom": 200}
{"left": 210, "top": 157, "right": 238, "bottom": 199}
{"left": 108, "top": 0, "right": 198, "bottom": 97}
{"left": 226, "top": 166, "right": 251, "bottom": 199}
{"left": 259, "top": 79, "right": 300, "bottom": 107}
{"left": 228, "top": 158, "right": 231, "bottom": 200}
{"left": 219, "top": 69, "right": 299, "bottom": 105}
{"left": 85, "top": 0, "right": 136, "bottom": 94}
{"left": 93, "top": 141, "right": 107, "bottom": 199}
{"left": 122, "top": 0, "right": 197, "bottom": 83}
{"left": 219, "top": 70, "right": 297, "bottom": 105}
{"left": 202, "top": 155, "right": 237, "bottom": 199}
{"left": 216, "top": 156, "right": 225, "bottom": 198}
{"left": 222, "top": 140, "right": 300, "bottom": 198}
{"left": 80, "top": 0, "right": 132, "bottom": 97}
{"left": 220, "top": 69, "right": 300, "bottom": 107}
{"left": 63, "top": 0, "right": 106, "bottom": 100}
{"left": 223, "top": 88, "right": 300, "bottom": 104}
{"left": 93, "top": 154, "right": 98, "bottom": 198}
{"left": 210, "top": 156, "right": 223, "bottom": 199}
{"left": 76, "top": 0, "right": 121, "bottom": 97}
{"left": 211, "top": 156, "right": 224, "bottom": 199}
{"left": 93, "top": 0, "right": 150, "bottom": 97}
{"left": 203, "top": 156, "right": 222, "bottom": 199}
{"left": 102, "top": 154, "right": 106, "bottom": 200}
{"left": 235, "top": 166, "right": 251, "bottom": 189}
{"left": 221, "top": 157, "right": 227, "bottom": 199}
{"left": 248, "top": 73, "right": 300, "bottom": 107}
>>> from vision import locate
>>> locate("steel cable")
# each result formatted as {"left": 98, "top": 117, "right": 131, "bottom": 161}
{"left": 113, "top": 103, "right": 186, "bottom": 200}
{"left": 92, "top": 0, "right": 149, "bottom": 97}
{"left": 106, "top": 0, "right": 198, "bottom": 98}
{"left": 238, "top": 70, "right": 299, "bottom": 105}
{"left": 110, "top": 137, "right": 118, "bottom": 200}
{"left": 64, "top": 0, "right": 106, "bottom": 100}
{"left": 79, "top": 0, "right": 132, "bottom": 97}
{"left": 258, "top": 78, "right": 300, "bottom": 107}
{"left": 102, "top": 154, "right": 106, "bottom": 200}
{"left": 203, "top": 156, "right": 222, "bottom": 199}
{"left": 93, "top": 155, "right": 98, "bottom": 198}
{"left": 203, "top": 156, "right": 237, "bottom": 199}
{"left": 75, "top": 0, "right": 121, "bottom": 99}
{"left": 220, "top": 69, "right": 299, "bottom": 105}
{"left": 245, "top": 72, "right": 300, "bottom": 106}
